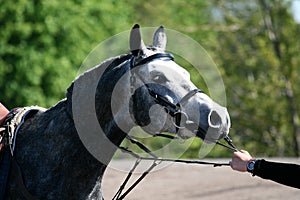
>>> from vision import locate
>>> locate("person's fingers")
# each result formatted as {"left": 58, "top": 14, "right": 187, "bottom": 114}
{"left": 237, "top": 150, "right": 252, "bottom": 157}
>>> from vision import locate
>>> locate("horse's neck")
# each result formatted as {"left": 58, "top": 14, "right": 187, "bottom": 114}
{"left": 68, "top": 54, "right": 131, "bottom": 147}
{"left": 8, "top": 55, "right": 132, "bottom": 199}
{"left": 10, "top": 100, "right": 107, "bottom": 199}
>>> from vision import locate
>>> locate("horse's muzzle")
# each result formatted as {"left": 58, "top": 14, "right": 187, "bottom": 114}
{"left": 198, "top": 107, "right": 230, "bottom": 142}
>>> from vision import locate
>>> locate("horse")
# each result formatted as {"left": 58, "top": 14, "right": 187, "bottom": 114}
{"left": 4, "top": 24, "right": 231, "bottom": 199}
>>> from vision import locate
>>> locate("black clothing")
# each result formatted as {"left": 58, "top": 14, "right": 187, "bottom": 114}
{"left": 253, "top": 159, "right": 300, "bottom": 189}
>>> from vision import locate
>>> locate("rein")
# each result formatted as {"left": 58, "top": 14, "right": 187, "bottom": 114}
{"left": 113, "top": 135, "right": 239, "bottom": 200}
{"left": 112, "top": 53, "right": 238, "bottom": 200}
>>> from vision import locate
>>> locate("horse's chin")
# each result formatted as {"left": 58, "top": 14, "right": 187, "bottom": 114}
{"left": 173, "top": 124, "right": 229, "bottom": 143}
{"left": 200, "top": 128, "right": 229, "bottom": 144}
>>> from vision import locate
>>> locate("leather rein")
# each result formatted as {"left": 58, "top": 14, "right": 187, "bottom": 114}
{"left": 112, "top": 53, "right": 239, "bottom": 200}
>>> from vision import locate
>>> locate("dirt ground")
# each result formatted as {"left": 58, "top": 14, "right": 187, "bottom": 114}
{"left": 102, "top": 158, "right": 300, "bottom": 200}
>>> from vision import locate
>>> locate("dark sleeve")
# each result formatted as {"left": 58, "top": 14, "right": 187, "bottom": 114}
{"left": 253, "top": 159, "right": 300, "bottom": 189}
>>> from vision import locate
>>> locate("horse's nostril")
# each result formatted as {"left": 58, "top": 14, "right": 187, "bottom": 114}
{"left": 208, "top": 110, "right": 222, "bottom": 128}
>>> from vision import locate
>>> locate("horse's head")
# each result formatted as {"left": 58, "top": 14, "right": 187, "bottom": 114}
{"left": 128, "top": 25, "right": 230, "bottom": 143}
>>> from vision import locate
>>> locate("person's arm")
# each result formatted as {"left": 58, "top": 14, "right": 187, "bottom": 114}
{"left": 253, "top": 159, "right": 300, "bottom": 189}
{"left": 231, "top": 150, "right": 300, "bottom": 189}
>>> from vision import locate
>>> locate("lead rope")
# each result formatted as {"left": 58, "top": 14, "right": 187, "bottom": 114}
{"left": 113, "top": 135, "right": 238, "bottom": 200}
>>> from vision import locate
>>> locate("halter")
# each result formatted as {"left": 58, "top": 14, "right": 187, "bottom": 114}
{"left": 112, "top": 53, "right": 239, "bottom": 200}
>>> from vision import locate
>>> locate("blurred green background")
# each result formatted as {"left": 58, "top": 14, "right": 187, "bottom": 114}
{"left": 1, "top": 0, "right": 300, "bottom": 158}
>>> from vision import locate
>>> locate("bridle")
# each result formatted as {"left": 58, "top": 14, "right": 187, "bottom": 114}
{"left": 112, "top": 53, "right": 239, "bottom": 200}
{"left": 129, "top": 52, "right": 206, "bottom": 137}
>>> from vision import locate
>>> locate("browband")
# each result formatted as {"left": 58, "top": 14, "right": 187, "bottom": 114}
{"left": 131, "top": 53, "right": 174, "bottom": 69}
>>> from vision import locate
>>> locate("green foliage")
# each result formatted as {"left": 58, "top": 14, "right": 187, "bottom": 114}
{"left": 209, "top": 0, "right": 300, "bottom": 157}
{"left": 1, "top": 0, "right": 299, "bottom": 158}
{"left": 0, "top": 0, "right": 133, "bottom": 108}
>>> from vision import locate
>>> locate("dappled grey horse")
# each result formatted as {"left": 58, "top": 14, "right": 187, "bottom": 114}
{"left": 4, "top": 25, "right": 230, "bottom": 199}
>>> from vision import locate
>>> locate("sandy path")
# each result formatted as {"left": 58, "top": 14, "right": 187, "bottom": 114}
{"left": 102, "top": 158, "right": 300, "bottom": 200}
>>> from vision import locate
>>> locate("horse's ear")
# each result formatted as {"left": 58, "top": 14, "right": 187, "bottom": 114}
{"left": 153, "top": 26, "right": 167, "bottom": 51}
{"left": 130, "top": 24, "right": 146, "bottom": 56}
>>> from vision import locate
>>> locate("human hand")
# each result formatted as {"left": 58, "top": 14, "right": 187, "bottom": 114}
{"left": 230, "top": 150, "right": 253, "bottom": 172}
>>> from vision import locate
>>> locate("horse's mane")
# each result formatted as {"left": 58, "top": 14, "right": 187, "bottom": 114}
{"left": 66, "top": 53, "right": 132, "bottom": 101}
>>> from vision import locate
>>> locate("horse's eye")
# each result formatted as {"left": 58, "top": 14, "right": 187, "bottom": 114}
{"left": 152, "top": 75, "right": 167, "bottom": 83}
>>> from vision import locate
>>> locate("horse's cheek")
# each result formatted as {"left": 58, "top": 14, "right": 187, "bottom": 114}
{"left": 129, "top": 87, "right": 152, "bottom": 127}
